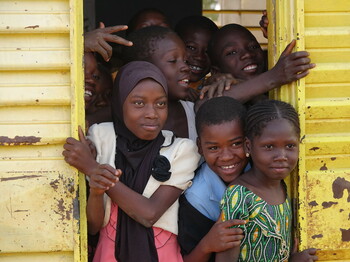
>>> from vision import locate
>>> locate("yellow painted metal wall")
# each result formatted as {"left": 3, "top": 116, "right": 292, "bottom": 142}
{"left": 0, "top": 0, "right": 86, "bottom": 261}
{"left": 267, "top": 0, "right": 350, "bottom": 260}
{"left": 203, "top": 0, "right": 268, "bottom": 48}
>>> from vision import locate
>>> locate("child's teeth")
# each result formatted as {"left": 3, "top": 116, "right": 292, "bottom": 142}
{"left": 190, "top": 65, "right": 203, "bottom": 71}
{"left": 243, "top": 65, "right": 257, "bottom": 71}
{"left": 222, "top": 164, "right": 236, "bottom": 169}
{"left": 84, "top": 90, "right": 92, "bottom": 97}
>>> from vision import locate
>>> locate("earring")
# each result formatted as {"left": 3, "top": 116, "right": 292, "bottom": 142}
{"left": 246, "top": 152, "right": 250, "bottom": 158}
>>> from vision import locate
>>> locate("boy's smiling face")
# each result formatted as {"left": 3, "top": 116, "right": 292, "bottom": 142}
{"left": 181, "top": 27, "right": 212, "bottom": 83}
{"left": 150, "top": 33, "right": 190, "bottom": 101}
{"left": 84, "top": 52, "right": 100, "bottom": 109}
{"left": 212, "top": 27, "right": 265, "bottom": 81}
{"left": 197, "top": 120, "right": 248, "bottom": 184}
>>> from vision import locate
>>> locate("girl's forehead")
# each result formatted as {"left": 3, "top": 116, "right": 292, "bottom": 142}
{"left": 258, "top": 118, "right": 299, "bottom": 139}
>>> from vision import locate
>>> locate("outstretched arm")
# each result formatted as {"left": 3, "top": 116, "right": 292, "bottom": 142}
{"left": 84, "top": 22, "right": 133, "bottom": 61}
{"left": 195, "top": 40, "right": 315, "bottom": 110}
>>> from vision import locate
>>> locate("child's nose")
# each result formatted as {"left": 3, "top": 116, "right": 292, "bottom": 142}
{"left": 240, "top": 49, "right": 255, "bottom": 60}
{"left": 220, "top": 148, "right": 233, "bottom": 161}
{"left": 274, "top": 149, "right": 288, "bottom": 161}
{"left": 180, "top": 60, "right": 190, "bottom": 72}
{"left": 145, "top": 105, "right": 158, "bottom": 118}
{"left": 194, "top": 49, "right": 207, "bottom": 61}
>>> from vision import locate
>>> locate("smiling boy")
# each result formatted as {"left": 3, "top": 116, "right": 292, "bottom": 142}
{"left": 178, "top": 96, "right": 248, "bottom": 262}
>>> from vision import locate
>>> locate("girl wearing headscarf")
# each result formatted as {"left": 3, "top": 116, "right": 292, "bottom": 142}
{"left": 76, "top": 61, "right": 200, "bottom": 262}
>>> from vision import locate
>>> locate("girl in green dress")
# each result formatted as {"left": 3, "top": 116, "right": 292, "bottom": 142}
{"left": 216, "top": 100, "right": 318, "bottom": 262}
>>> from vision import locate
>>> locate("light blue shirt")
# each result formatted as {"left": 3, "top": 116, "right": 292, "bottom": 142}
{"left": 185, "top": 163, "right": 226, "bottom": 221}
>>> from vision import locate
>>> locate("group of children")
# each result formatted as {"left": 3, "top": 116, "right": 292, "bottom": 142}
{"left": 62, "top": 8, "right": 319, "bottom": 262}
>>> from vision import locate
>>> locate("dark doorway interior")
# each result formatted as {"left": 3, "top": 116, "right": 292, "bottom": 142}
{"left": 95, "top": 0, "right": 202, "bottom": 29}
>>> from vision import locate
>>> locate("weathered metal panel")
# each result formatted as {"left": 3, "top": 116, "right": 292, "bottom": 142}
{"left": 0, "top": 0, "right": 86, "bottom": 261}
{"left": 267, "top": 0, "right": 350, "bottom": 260}
{"left": 202, "top": 0, "right": 267, "bottom": 47}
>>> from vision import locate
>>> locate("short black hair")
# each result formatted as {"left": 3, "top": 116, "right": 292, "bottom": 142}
{"left": 121, "top": 26, "right": 176, "bottom": 64}
{"left": 245, "top": 99, "right": 300, "bottom": 140}
{"left": 196, "top": 96, "right": 247, "bottom": 136}
{"left": 126, "top": 8, "right": 170, "bottom": 36}
{"left": 175, "top": 15, "right": 218, "bottom": 38}
{"left": 208, "top": 23, "right": 258, "bottom": 66}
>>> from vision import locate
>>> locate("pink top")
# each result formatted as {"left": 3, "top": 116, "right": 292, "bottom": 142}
{"left": 93, "top": 202, "right": 183, "bottom": 262}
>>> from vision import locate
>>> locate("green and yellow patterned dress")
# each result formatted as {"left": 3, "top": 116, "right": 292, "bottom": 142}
{"left": 220, "top": 184, "right": 292, "bottom": 262}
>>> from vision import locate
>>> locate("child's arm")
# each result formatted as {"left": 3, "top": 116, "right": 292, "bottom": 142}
{"left": 215, "top": 246, "right": 240, "bottom": 262}
{"left": 106, "top": 138, "right": 199, "bottom": 228}
{"left": 195, "top": 40, "right": 315, "bottom": 110}
{"left": 87, "top": 164, "right": 120, "bottom": 234}
{"left": 183, "top": 219, "right": 245, "bottom": 262}
{"left": 85, "top": 22, "right": 133, "bottom": 61}
{"left": 107, "top": 183, "right": 182, "bottom": 227}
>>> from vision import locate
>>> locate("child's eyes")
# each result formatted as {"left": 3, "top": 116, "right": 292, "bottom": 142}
{"left": 264, "top": 144, "right": 273, "bottom": 150}
{"left": 186, "top": 45, "right": 196, "bottom": 51}
{"left": 286, "top": 144, "right": 297, "bottom": 149}
{"left": 156, "top": 101, "right": 167, "bottom": 107}
{"left": 208, "top": 146, "right": 218, "bottom": 151}
{"left": 225, "top": 50, "right": 237, "bottom": 56}
{"left": 231, "top": 141, "right": 243, "bottom": 147}
{"left": 92, "top": 74, "right": 100, "bottom": 81}
{"left": 133, "top": 101, "right": 144, "bottom": 106}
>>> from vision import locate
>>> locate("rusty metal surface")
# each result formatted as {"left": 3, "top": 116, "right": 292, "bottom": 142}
{"left": 268, "top": 0, "right": 350, "bottom": 260}
{"left": 0, "top": 0, "right": 85, "bottom": 260}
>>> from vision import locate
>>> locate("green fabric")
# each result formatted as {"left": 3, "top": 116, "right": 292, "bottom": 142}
{"left": 220, "top": 184, "right": 292, "bottom": 262}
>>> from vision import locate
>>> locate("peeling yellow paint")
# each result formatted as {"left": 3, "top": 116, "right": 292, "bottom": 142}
{"left": 267, "top": 0, "right": 350, "bottom": 260}
{"left": 0, "top": 0, "right": 85, "bottom": 261}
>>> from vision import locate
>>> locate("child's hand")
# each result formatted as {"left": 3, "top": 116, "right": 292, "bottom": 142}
{"left": 62, "top": 126, "right": 98, "bottom": 176}
{"left": 84, "top": 22, "right": 133, "bottom": 61}
{"left": 272, "top": 39, "right": 316, "bottom": 86}
{"left": 199, "top": 73, "right": 238, "bottom": 99}
{"left": 201, "top": 219, "right": 245, "bottom": 253}
{"left": 259, "top": 10, "right": 268, "bottom": 38}
{"left": 289, "top": 237, "right": 318, "bottom": 261}
{"left": 89, "top": 164, "right": 121, "bottom": 195}
{"left": 289, "top": 248, "right": 318, "bottom": 261}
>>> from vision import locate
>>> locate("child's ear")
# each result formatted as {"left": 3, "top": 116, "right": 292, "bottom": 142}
{"left": 210, "top": 65, "right": 221, "bottom": 75}
{"left": 196, "top": 137, "right": 203, "bottom": 156}
{"left": 244, "top": 137, "right": 251, "bottom": 155}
